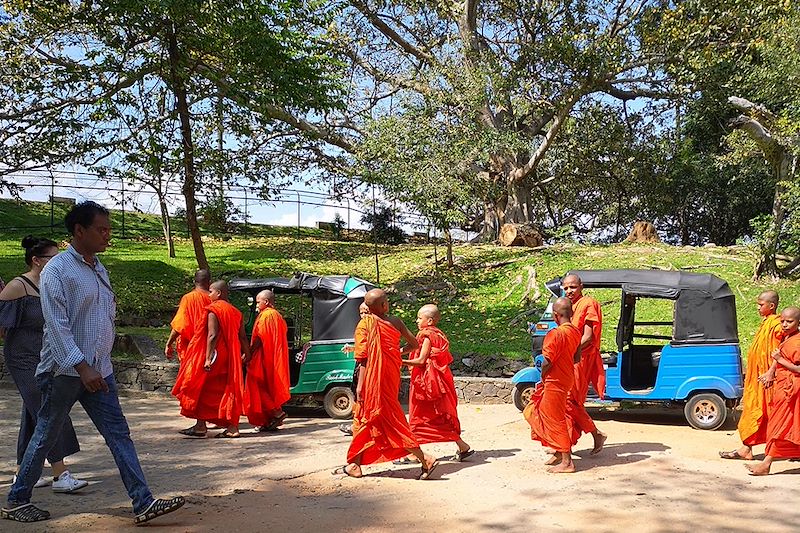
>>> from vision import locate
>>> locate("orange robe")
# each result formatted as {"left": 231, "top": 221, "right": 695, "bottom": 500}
{"left": 739, "top": 314, "right": 783, "bottom": 446}
{"left": 523, "top": 323, "right": 582, "bottom": 452}
{"left": 408, "top": 326, "right": 462, "bottom": 444}
{"left": 170, "top": 288, "right": 211, "bottom": 360}
{"left": 347, "top": 315, "right": 419, "bottom": 465}
{"left": 571, "top": 295, "right": 605, "bottom": 402}
{"left": 244, "top": 307, "right": 291, "bottom": 426}
{"left": 172, "top": 300, "right": 245, "bottom": 427}
{"left": 765, "top": 332, "right": 800, "bottom": 458}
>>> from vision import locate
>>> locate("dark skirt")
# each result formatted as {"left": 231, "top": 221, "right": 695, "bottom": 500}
{"left": 2, "top": 296, "right": 80, "bottom": 464}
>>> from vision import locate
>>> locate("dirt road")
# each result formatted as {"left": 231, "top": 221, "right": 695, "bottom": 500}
{"left": 1, "top": 388, "right": 798, "bottom": 532}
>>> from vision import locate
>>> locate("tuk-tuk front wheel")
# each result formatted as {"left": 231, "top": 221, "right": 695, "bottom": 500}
{"left": 323, "top": 387, "right": 354, "bottom": 419}
{"left": 513, "top": 383, "right": 536, "bottom": 412}
{"left": 684, "top": 393, "right": 727, "bottom": 430}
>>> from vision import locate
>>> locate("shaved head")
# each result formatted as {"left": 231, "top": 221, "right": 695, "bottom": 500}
{"left": 257, "top": 289, "right": 275, "bottom": 304}
{"left": 364, "top": 288, "right": 388, "bottom": 314}
{"left": 782, "top": 307, "right": 800, "bottom": 321}
{"left": 194, "top": 269, "right": 211, "bottom": 288}
{"left": 561, "top": 274, "right": 584, "bottom": 303}
{"left": 552, "top": 297, "right": 574, "bottom": 320}
{"left": 758, "top": 290, "right": 779, "bottom": 306}
{"left": 210, "top": 280, "right": 229, "bottom": 301}
{"left": 418, "top": 304, "right": 440, "bottom": 321}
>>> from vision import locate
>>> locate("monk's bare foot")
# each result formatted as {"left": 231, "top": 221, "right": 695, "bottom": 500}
{"left": 590, "top": 431, "right": 607, "bottom": 455}
{"left": 544, "top": 452, "right": 561, "bottom": 466}
{"left": 547, "top": 461, "right": 576, "bottom": 474}
{"left": 745, "top": 463, "right": 770, "bottom": 476}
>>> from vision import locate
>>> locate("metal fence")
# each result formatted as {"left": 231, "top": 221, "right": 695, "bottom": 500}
{"left": 0, "top": 169, "right": 437, "bottom": 240}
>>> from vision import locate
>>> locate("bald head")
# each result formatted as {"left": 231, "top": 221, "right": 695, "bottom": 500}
{"left": 256, "top": 289, "right": 274, "bottom": 310}
{"left": 552, "top": 297, "right": 574, "bottom": 322}
{"left": 364, "top": 288, "right": 388, "bottom": 315}
{"left": 417, "top": 304, "right": 441, "bottom": 327}
{"left": 210, "top": 280, "right": 229, "bottom": 301}
{"left": 194, "top": 269, "right": 211, "bottom": 289}
{"left": 561, "top": 274, "right": 584, "bottom": 303}
{"left": 759, "top": 290, "right": 779, "bottom": 306}
{"left": 782, "top": 306, "right": 800, "bottom": 321}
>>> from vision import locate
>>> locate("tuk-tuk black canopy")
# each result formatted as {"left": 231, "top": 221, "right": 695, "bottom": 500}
{"left": 546, "top": 269, "right": 738, "bottom": 345}
{"left": 230, "top": 273, "right": 375, "bottom": 341}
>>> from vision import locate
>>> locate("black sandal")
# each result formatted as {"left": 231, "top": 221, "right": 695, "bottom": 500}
{"left": 135, "top": 496, "right": 186, "bottom": 525}
{"left": 418, "top": 459, "right": 440, "bottom": 480}
{"left": 1, "top": 503, "right": 51, "bottom": 522}
{"left": 452, "top": 449, "right": 475, "bottom": 462}
{"left": 178, "top": 427, "right": 207, "bottom": 437}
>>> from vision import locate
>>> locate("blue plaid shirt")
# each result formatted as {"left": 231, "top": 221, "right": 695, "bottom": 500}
{"left": 37, "top": 245, "right": 116, "bottom": 378}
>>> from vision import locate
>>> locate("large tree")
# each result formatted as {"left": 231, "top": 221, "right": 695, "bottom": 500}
{"left": 0, "top": 0, "right": 341, "bottom": 268}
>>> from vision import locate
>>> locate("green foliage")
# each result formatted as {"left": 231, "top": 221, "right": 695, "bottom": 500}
{"left": 360, "top": 204, "right": 406, "bottom": 245}
{"left": 331, "top": 213, "right": 346, "bottom": 241}
{"left": 1, "top": 200, "right": 793, "bottom": 361}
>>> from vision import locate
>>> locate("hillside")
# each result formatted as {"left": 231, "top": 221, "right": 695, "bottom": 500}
{"left": 0, "top": 198, "right": 796, "bottom": 360}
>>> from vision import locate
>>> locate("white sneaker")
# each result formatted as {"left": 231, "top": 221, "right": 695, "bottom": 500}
{"left": 51, "top": 470, "right": 89, "bottom": 493}
{"left": 11, "top": 475, "right": 51, "bottom": 488}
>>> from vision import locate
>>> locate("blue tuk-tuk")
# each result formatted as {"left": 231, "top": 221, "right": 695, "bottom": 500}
{"left": 512, "top": 269, "right": 744, "bottom": 430}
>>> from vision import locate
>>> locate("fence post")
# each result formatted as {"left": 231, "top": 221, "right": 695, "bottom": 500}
{"left": 121, "top": 177, "right": 126, "bottom": 239}
{"left": 49, "top": 169, "right": 55, "bottom": 235}
{"left": 243, "top": 185, "right": 248, "bottom": 236}
{"left": 296, "top": 191, "right": 301, "bottom": 239}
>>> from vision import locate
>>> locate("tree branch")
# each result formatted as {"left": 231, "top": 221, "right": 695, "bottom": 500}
{"left": 350, "top": 0, "right": 435, "bottom": 65}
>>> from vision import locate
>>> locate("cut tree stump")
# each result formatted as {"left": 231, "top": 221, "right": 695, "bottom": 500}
{"left": 624, "top": 221, "right": 661, "bottom": 243}
{"left": 498, "top": 223, "right": 543, "bottom": 247}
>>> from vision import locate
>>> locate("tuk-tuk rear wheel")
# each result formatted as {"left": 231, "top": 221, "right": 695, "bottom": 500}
{"left": 513, "top": 383, "right": 536, "bottom": 412}
{"left": 323, "top": 386, "right": 355, "bottom": 419}
{"left": 683, "top": 393, "right": 727, "bottom": 430}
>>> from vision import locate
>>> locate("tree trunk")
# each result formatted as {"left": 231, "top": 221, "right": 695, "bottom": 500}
{"left": 444, "top": 228, "right": 454, "bottom": 268}
{"left": 755, "top": 157, "right": 791, "bottom": 278}
{"left": 167, "top": 23, "right": 209, "bottom": 271}
{"left": 498, "top": 223, "right": 543, "bottom": 247}
{"left": 503, "top": 179, "right": 533, "bottom": 225}
{"left": 477, "top": 198, "right": 502, "bottom": 242}
{"left": 158, "top": 193, "right": 175, "bottom": 259}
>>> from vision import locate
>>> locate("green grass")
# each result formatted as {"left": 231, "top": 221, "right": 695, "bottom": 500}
{"left": 1, "top": 199, "right": 797, "bottom": 361}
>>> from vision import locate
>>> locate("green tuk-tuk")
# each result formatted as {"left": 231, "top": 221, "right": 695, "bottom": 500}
{"left": 229, "top": 272, "right": 375, "bottom": 419}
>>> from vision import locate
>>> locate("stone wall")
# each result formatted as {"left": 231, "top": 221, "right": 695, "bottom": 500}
{"left": 0, "top": 355, "right": 515, "bottom": 404}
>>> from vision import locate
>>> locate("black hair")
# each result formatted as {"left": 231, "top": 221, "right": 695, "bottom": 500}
{"left": 21, "top": 235, "right": 58, "bottom": 266}
{"left": 64, "top": 201, "right": 110, "bottom": 235}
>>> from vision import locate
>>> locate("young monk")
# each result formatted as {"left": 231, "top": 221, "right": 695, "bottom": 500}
{"left": 165, "top": 269, "right": 211, "bottom": 361}
{"left": 333, "top": 289, "right": 439, "bottom": 480}
{"left": 402, "top": 304, "right": 472, "bottom": 461}
{"left": 172, "top": 280, "right": 250, "bottom": 438}
{"left": 561, "top": 274, "right": 607, "bottom": 454}
{"left": 244, "top": 289, "right": 291, "bottom": 432}
{"left": 524, "top": 297, "right": 582, "bottom": 473}
{"left": 746, "top": 307, "right": 800, "bottom": 475}
{"left": 720, "top": 291, "right": 782, "bottom": 460}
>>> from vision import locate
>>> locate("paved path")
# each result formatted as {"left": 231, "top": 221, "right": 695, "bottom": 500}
{"left": 0, "top": 386, "right": 798, "bottom": 532}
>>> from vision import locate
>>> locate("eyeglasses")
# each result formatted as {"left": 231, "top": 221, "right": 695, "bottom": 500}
{"left": 36, "top": 254, "right": 57, "bottom": 259}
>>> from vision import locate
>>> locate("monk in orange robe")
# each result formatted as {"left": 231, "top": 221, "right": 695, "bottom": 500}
{"left": 746, "top": 307, "right": 800, "bottom": 475}
{"left": 562, "top": 274, "right": 607, "bottom": 454}
{"left": 523, "top": 297, "right": 582, "bottom": 473}
{"left": 403, "top": 304, "right": 472, "bottom": 461}
{"left": 172, "top": 280, "right": 250, "bottom": 438}
{"left": 333, "top": 289, "right": 439, "bottom": 480}
{"left": 165, "top": 269, "right": 211, "bottom": 361}
{"left": 244, "top": 289, "right": 291, "bottom": 432}
{"left": 338, "top": 302, "right": 372, "bottom": 437}
{"left": 720, "top": 290, "right": 782, "bottom": 460}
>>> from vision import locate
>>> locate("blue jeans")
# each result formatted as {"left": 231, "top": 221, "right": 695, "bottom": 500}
{"left": 7, "top": 373, "right": 154, "bottom": 514}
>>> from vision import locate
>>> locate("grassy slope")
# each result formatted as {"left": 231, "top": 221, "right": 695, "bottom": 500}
{"left": 0, "top": 199, "right": 796, "bottom": 360}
